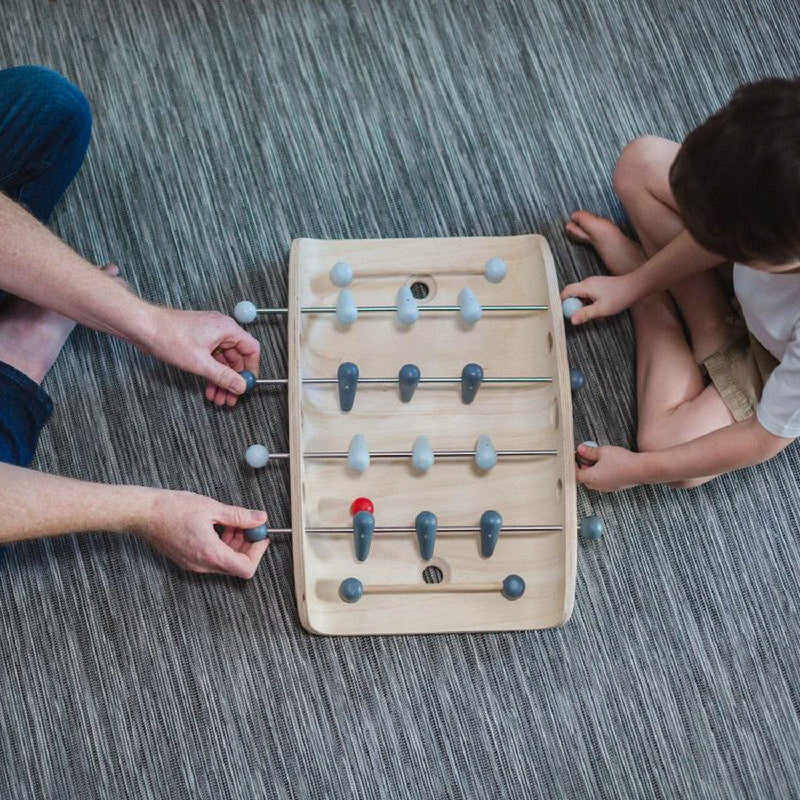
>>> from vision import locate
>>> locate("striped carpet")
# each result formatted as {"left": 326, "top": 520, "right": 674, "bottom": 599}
{"left": 1, "top": 1, "right": 799, "bottom": 797}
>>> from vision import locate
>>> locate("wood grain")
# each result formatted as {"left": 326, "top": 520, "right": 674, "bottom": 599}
{"left": 289, "top": 235, "right": 575, "bottom": 635}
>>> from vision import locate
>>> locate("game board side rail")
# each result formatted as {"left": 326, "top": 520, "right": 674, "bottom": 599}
{"left": 288, "top": 239, "right": 313, "bottom": 632}
{"left": 538, "top": 233, "right": 577, "bottom": 625}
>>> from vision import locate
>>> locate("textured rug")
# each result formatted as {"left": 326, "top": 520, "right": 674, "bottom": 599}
{"left": 1, "top": 1, "right": 799, "bottom": 798}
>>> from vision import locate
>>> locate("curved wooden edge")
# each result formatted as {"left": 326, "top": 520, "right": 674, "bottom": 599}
{"left": 288, "top": 238, "right": 317, "bottom": 634}
{"left": 536, "top": 233, "right": 577, "bottom": 625}
{"left": 288, "top": 234, "right": 577, "bottom": 634}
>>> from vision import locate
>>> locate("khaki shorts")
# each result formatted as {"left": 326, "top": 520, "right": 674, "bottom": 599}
{"left": 701, "top": 268, "right": 779, "bottom": 421}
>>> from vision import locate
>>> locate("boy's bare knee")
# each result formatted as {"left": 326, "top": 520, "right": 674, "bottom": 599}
{"left": 612, "top": 136, "right": 663, "bottom": 199}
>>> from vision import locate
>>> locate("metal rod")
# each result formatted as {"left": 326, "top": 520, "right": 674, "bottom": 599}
{"left": 265, "top": 524, "right": 562, "bottom": 535}
{"left": 255, "top": 376, "right": 552, "bottom": 386}
{"left": 264, "top": 449, "right": 557, "bottom": 460}
{"left": 255, "top": 304, "right": 548, "bottom": 314}
{"left": 363, "top": 582, "right": 501, "bottom": 596}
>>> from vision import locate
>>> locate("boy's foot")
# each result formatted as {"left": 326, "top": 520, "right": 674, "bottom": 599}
{"left": 565, "top": 211, "right": 646, "bottom": 276}
{"left": 0, "top": 263, "right": 121, "bottom": 384}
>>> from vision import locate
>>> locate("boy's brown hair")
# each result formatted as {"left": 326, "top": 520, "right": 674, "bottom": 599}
{"left": 669, "top": 78, "right": 800, "bottom": 265}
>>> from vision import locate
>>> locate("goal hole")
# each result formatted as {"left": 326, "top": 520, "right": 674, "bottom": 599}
{"left": 411, "top": 281, "right": 430, "bottom": 299}
{"left": 422, "top": 565, "right": 444, "bottom": 584}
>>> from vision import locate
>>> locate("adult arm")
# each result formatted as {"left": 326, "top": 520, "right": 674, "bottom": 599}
{"left": 576, "top": 415, "right": 793, "bottom": 491}
{"left": 0, "top": 463, "right": 269, "bottom": 577}
{"left": 562, "top": 229, "right": 725, "bottom": 324}
{"left": 0, "top": 192, "right": 259, "bottom": 405}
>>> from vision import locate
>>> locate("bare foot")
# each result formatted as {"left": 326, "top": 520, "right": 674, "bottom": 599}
{"left": 565, "top": 211, "right": 646, "bottom": 276}
{"left": 0, "top": 263, "right": 121, "bottom": 384}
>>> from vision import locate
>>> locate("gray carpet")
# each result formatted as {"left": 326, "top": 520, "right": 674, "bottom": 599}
{"left": 1, "top": 0, "right": 799, "bottom": 797}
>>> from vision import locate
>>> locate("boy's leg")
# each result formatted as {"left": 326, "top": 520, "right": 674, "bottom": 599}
{"left": 567, "top": 138, "right": 736, "bottom": 487}
{"left": 611, "top": 136, "right": 734, "bottom": 362}
{"left": 0, "top": 66, "right": 93, "bottom": 469}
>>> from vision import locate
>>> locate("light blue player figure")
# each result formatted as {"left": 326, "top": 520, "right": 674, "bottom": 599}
{"left": 336, "top": 289, "right": 358, "bottom": 325}
{"left": 484, "top": 257, "right": 508, "bottom": 283}
{"left": 396, "top": 286, "right": 419, "bottom": 324}
{"left": 475, "top": 434, "right": 497, "bottom": 470}
{"left": 348, "top": 434, "right": 370, "bottom": 472}
{"left": 458, "top": 287, "right": 482, "bottom": 324}
{"left": 412, "top": 436, "right": 434, "bottom": 471}
{"left": 330, "top": 261, "right": 354, "bottom": 287}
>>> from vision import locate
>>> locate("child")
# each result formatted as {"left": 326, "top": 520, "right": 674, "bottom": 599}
{"left": 561, "top": 78, "right": 800, "bottom": 491}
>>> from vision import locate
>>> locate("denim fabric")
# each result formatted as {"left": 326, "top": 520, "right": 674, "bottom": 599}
{"left": 0, "top": 66, "right": 91, "bottom": 567}
{"left": 0, "top": 65, "right": 91, "bottom": 471}
{"left": 0, "top": 65, "right": 92, "bottom": 223}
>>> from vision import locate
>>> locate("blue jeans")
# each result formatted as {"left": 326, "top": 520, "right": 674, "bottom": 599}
{"left": 0, "top": 66, "right": 92, "bottom": 468}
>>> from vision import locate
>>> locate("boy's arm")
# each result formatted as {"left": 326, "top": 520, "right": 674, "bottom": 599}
{"left": 0, "top": 193, "right": 259, "bottom": 405}
{"left": 577, "top": 416, "right": 792, "bottom": 491}
{"left": 0, "top": 463, "right": 269, "bottom": 578}
{"left": 562, "top": 230, "right": 724, "bottom": 324}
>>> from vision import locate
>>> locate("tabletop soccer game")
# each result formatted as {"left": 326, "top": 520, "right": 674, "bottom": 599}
{"left": 230, "top": 234, "right": 600, "bottom": 635}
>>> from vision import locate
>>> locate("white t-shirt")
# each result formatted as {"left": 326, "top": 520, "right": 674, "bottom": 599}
{"left": 733, "top": 263, "right": 800, "bottom": 438}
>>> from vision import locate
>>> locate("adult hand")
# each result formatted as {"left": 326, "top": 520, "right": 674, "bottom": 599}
{"left": 136, "top": 490, "right": 269, "bottom": 578}
{"left": 575, "top": 443, "right": 642, "bottom": 492}
{"left": 560, "top": 274, "right": 639, "bottom": 325}
{"left": 143, "top": 307, "right": 260, "bottom": 405}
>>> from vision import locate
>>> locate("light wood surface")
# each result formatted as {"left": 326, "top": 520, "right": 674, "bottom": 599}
{"left": 288, "top": 235, "right": 576, "bottom": 635}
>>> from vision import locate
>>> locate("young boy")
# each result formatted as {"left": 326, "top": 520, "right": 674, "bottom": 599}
{"left": 562, "top": 78, "right": 800, "bottom": 492}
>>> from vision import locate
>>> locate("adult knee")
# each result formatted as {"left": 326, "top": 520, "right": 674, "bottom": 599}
{"left": 612, "top": 136, "right": 662, "bottom": 201}
{"left": 2, "top": 65, "right": 92, "bottom": 152}
{"left": 35, "top": 67, "right": 91, "bottom": 147}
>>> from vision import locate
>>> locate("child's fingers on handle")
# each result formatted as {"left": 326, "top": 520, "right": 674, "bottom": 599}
{"left": 577, "top": 443, "right": 600, "bottom": 462}
{"left": 573, "top": 302, "right": 604, "bottom": 325}
{"left": 560, "top": 282, "right": 586, "bottom": 301}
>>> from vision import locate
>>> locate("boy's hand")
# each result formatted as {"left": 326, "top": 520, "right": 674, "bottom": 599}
{"left": 140, "top": 308, "right": 260, "bottom": 406}
{"left": 135, "top": 490, "right": 269, "bottom": 578}
{"left": 560, "top": 274, "right": 639, "bottom": 324}
{"left": 576, "top": 443, "right": 642, "bottom": 491}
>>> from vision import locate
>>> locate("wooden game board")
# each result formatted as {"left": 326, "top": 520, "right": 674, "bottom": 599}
{"left": 287, "top": 235, "right": 576, "bottom": 635}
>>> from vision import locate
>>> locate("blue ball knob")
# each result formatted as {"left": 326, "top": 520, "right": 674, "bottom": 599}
{"left": 562, "top": 297, "right": 583, "bottom": 320}
{"left": 580, "top": 515, "right": 605, "bottom": 541}
{"left": 245, "top": 444, "right": 270, "bottom": 468}
{"left": 502, "top": 574, "right": 525, "bottom": 600}
{"left": 233, "top": 300, "right": 257, "bottom": 324}
{"left": 569, "top": 366, "right": 585, "bottom": 393}
{"left": 339, "top": 577, "right": 363, "bottom": 603}
{"left": 244, "top": 523, "right": 269, "bottom": 543}
{"left": 239, "top": 370, "right": 256, "bottom": 395}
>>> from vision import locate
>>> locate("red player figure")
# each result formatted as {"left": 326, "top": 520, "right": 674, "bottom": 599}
{"left": 350, "top": 497, "right": 374, "bottom": 516}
